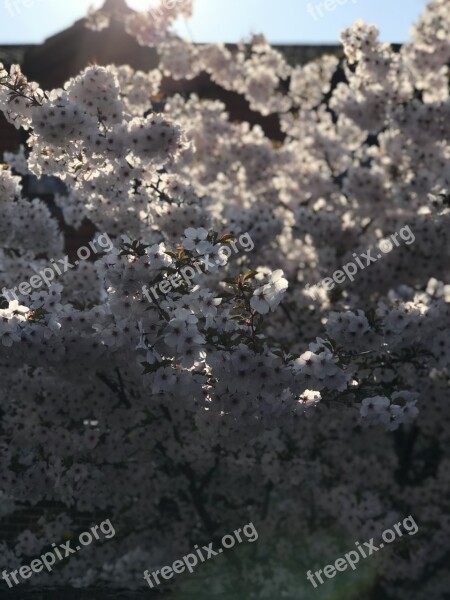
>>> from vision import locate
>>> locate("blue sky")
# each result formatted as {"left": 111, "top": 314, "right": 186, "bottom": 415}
{"left": 1, "top": 0, "right": 428, "bottom": 45}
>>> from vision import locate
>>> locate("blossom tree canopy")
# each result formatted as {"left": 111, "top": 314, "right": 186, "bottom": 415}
{"left": 0, "top": 0, "right": 450, "bottom": 597}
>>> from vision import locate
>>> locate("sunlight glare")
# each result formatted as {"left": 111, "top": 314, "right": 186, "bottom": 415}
{"left": 126, "top": 0, "right": 153, "bottom": 12}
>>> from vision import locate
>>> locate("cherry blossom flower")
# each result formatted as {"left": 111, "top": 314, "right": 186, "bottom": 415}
{"left": 250, "top": 269, "right": 288, "bottom": 314}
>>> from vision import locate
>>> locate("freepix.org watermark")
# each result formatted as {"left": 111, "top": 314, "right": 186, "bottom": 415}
{"left": 142, "top": 232, "right": 255, "bottom": 303}
{"left": 307, "top": 0, "right": 360, "bottom": 21}
{"left": 306, "top": 515, "right": 418, "bottom": 588}
{"left": 148, "top": 0, "right": 190, "bottom": 20}
{"left": 4, "top": 0, "right": 46, "bottom": 18}
{"left": 2, "top": 233, "right": 114, "bottom": 304}
{"left": 2, "top": 519, "right": 115, "bottom": 588}
{"left": 144, "top": 522, "right": 258, "bottom": 589}
{"left": 305, "top": 225, "right": 415, "bottom": 299}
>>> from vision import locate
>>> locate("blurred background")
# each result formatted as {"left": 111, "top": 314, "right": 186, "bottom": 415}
{"left": 1, "top": 0, "right": 428, "bottom": 44}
